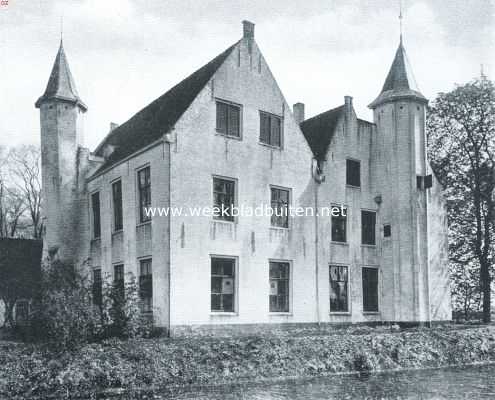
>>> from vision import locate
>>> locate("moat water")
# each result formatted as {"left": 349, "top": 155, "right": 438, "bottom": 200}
{"left": 163, "top": 364, "right": 495, "bottom": 399}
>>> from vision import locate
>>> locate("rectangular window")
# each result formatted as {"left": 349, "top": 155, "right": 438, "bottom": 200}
{"left": 346, "top": 159, "right": 361, "bottom": 187}
{"left": 362, "top": 267, "right": 379, "bottom": 312}
{"left": 213, "top": 177, "right": 235, "bottom": 222}
{"left": 114, "top": 264, "right": 124, "bottom": 295}
{"left": 211, "top": 257, "right": 235, "bottom": 312}
{"left": 216, "top": 101, "right": 241, "bottom": 137}
{"left": 270, "top": 187, "right": 289, "bottom": 228}
{"left": 384, "top": 224, "right": 391, "bottom": 238}
{"left": 361, "top": 210, "right": 376, "bottom": 245}
{"left": 330, "top": 265, "right": 349, "bottom": 312}
{"left": 138, "top": 167, "right": 151, "bottom": 223}
{"left": 112, "top": 180, "right": 123, "bottom": 231}
{"left": 259, "top": 111, "right": 282, "bottom": 147}
{"left": 92, "top": 268, "right": 102, "bottom": 306}
{"left": 269, "top": 261, "right": 290, "bottom": 312}
{"left": 91, "top": 192, "right": 101, "bottom": 239}
{"left": 139, "top": 259, "right": 152, "bottom": 313}
{"left": 331, "top": 207, "right": 347, "bottom": 243}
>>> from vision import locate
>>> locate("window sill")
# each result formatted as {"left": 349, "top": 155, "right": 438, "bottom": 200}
{"left": 136, "top": 221, "right": 152, "bottom": 228}
{"left": 210, "top": 312, "right": 238, "bottom": 316}
{"left": 91, "top": 238, "right": 101, "bottom": 243}
{"left": 213, "top": 218, "right": 237, "bottom": 225}
{"left": 330, "top": 312, "right": 351, "bottom": 316}
{"left": 330, "top": 241, "right": 349, "bottom": 246}
{"left": 346, "top": 184, "right": 361, "bottom": 190}
{"left": 258, "top": 141, "right": 283, "bottom": 151}
{"left": 270, "top": 226, "right": 290, "bottom": 231}
{"left": 215, "top": 131, "right": 242, "bottom": 141}
{"left": 269, "top": 312, "right": 292, "bottom": 316}
{"left": 112, "top": 229, "right": 123, "bottom": 235}
{"left": 361, "top": 244, "right": 377, "bottom": 248}
{"left": 363, "top": 311, "right": 380, "bottom": 315}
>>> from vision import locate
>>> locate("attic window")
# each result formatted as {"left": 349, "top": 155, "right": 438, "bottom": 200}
{"left": 259, "top": 111, "right": 282, "bottom": 147}
{"left": 346, "top": 159, "right": 361, "bottom": 187}
{"left": 216, "top": 100, "right": 241, "bottom": 138}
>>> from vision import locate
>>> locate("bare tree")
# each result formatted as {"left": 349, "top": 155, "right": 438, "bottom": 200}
{"left": 7, "top": 145, "right": 43, "bottom": 239}
{"left": 427, "top": 77, "right": 495, "bottom": 323}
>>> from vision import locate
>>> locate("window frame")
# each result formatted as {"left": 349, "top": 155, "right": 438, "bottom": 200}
{"left": 137, "top": 166, "right": 151, "bottom": 224}
{"left": 346, "top": 158, "right": 361, "bottom": 188}
{"left": 91, "top": 191, "right": 101, "bottom": 240}
{"left": 361, "top": 209, "right": 377, "bottom": 246}
{"left": 362, "top": 266, "right": 380, "bottom": 313}
{"left": 212, "top": 175, "right": 237, "bottom": 223}
{"left": 259, "top": 110, "right": 283, "bottom": 148}
{"left": 270, "top": 185, "right": 291, "bottom": 229}
{"left": 329, "top": 264, "right": 350, "bottom": 314}
{"left": 331, "top": 205, "right": 348, "bottom": 244}
{"left": 112, "top": 179, "right": 123, "bottom": 232}
{"left": 139, "top": 258, "right": 153, "bottom": 313}
{"left": 210, "top": 255, "right": 238, "bottom": 314}
{"left": 113, "top": 263, "right": 125, "bottom": 295}
{"left": 383, "top": 224, "right": 391, "bottom": 238}
{"left": 268, "top": 260, "right": 291, "bottom": 314}
{"left": 92, "top": 268, "right": 102, "bottom": 307}
{"left": 215, "top": 99, "right": 242, "bottom": 139}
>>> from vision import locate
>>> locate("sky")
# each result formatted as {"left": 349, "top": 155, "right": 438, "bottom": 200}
{"left": 0, "top": 0, "right": 494, "bottom": 150}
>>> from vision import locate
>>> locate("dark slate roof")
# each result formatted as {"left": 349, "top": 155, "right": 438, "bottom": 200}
{"left": 35, "top": 40, "right": 87, "bottom": 111}
{"left": 300, "top": 105, "right": 345, "bottom": 161}
{"left": 91, "top": 41, "right": 239, "bottom": 175}
{"left": 369, "top": 40, "right": 427, "bottom": 108}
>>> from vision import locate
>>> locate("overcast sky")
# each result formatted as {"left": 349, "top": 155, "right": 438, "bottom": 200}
{"left": 1, "top": 0, "right": 494, "bottom": 150}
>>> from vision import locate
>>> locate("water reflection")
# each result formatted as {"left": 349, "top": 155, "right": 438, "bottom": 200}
{"left": 166, "top": 365, "right": 495, "bottom": 400}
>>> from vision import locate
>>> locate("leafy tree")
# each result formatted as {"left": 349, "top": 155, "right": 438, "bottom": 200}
{"left": 427, "top": 77, "right": 495, "bottom": 323}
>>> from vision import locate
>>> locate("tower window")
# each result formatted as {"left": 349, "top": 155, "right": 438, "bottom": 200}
{"left": 211, "top": 257, "right": 236, "bottom": 312}
{"left": 216, "top": 100, "right": 241, "bottom": 137}
{"left": 91, "top": 192, "right": 101, "bottom": 239}
{"left": 361, "top": 210, "right": 376, "bottom": 245}
{"left": 330, "top": 265, "right": 349, "bottom": 312}
{"left": 362, "top": 267, "right": 379, "bottom": 312}
{"left": 260, "top": 111, "right": 282, "bottom": 147}
{"left": 331, "top": 207, "right": 347, "bottom": 243}
{"left": 138, "top": 167, "right": 151, "bottom": 223}
{"left": 112, "top": 180, "right": 123, "bottom": 231}
{"left": 346, "top": 159, "right": 361, "bottom": 187}
{"left": 269, "top": 261, "right": 290, "bottom": 313}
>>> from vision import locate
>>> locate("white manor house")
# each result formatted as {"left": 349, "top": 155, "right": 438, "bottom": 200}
{"left": 36, "top": 21, "right": 451, "bottom": 335}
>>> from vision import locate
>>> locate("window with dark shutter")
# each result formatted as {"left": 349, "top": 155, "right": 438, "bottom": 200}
{"left": 138, "top": 167, "right": 151, "bottom": 223}
{"left": 92, "top": 268, "right": 102, "bottom": 306}
{"left": 91, "top": 192, "right": 101, "bottom": 239}
{"left": 112, "top": 180, "right": 123, "bottom": 231}
{"left": 259, "top": 111, "right": 282, "bottom": 147}
{"left": 271, "top": 187, "right": 289, "bottom": 228}
{"left": 139, "top": 259, "right": 152, "bottom": 313}
{"left": 361, "top": 210, "right": 376, "bottom": 245}
{"left": 213, "top": 177, "right": 235, "bottom": 222}
{"left": 331, "top": 207, "right": 347, "bottom": 243}
{"left": 384, "top": 224, "right": 391, "bottom": 237}
{"left": 216, "top": 101, "right": 240, "bottom": 137}
{"left": 346, "top": 159, "right": 361, "bottom": 187}
{"left": 362, "top": 267, "right": 379, "bottom": 312}
{"left": 211, "top": 257, "right": 236, "bottom": 312}
{"left": 330, "top": 265, "right": 349, "bottom": 312}
{"left": 269, "top": 262, "right": 290, "bottom": 312}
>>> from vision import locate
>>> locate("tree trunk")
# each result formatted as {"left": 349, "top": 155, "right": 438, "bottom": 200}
{"left": 480, "top": 259, "right": 491, "bottom": 323}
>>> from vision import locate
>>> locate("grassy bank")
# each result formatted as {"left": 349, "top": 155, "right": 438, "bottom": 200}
{"left": 1, "top": 325, "right": 494, "bottom": 399}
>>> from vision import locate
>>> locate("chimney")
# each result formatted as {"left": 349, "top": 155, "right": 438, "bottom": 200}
{"left": 243, "top": 20, "right": 255, "bottom": 39}
{"left": 344, "top": 95, "right": 353, "bottom": 108}
{"left": 110, "top": 122, "right": 119, "bottom": 132}
{"left": 344, "top": 96, "right": 353, "bottom": 136}
{"left": 293, "top": 103, "right": 305, "bottom": 125}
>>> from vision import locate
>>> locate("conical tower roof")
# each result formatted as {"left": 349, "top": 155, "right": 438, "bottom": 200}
{"left": 369, "top": 39, "right": 426, "bottom": 109}
{"left": 35, "top": 41, "right": 87, "bottom": 111}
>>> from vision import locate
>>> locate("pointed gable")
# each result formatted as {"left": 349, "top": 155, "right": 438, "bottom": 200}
{"left": 35, "top": 41, "right": 87, "bottom": 111}
{"left": 300, "top": 105, "right": 345, "bottom": 161}
{"left": 369, "top": 40, "right": 427, "bottom": 109}
{"left": 91, "top": 41, "right": 239, "bottom": 174}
